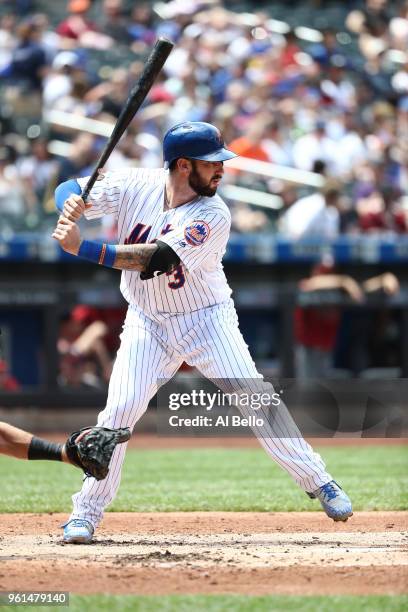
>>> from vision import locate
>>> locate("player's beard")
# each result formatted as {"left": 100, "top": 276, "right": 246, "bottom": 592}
{"left": 188, "top": 160, "right": 222, "bottom": 197}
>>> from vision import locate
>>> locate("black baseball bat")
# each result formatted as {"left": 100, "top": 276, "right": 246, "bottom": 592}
{"left": 81, "top": 37, "right": 174, "bottom": 202}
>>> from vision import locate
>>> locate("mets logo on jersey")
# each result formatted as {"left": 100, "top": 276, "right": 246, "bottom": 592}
{"left": 184, "top": 221, "right": 210, "bottom": 247}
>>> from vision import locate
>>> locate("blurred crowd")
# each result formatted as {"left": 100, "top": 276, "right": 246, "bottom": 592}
{"left": 57, "top": 304, "right": 124, "bottom": 390}
{"left": 0, "top": 0, "right": 407, "bottom": 239}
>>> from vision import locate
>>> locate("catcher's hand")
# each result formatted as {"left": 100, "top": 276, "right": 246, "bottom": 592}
{"left": 64, "top": 426, "right": 131, "bottom": 480}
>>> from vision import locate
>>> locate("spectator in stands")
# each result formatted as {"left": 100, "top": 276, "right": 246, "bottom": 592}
{"left": 328, "top": 112, "right": 367, "bottom": 178}
{"left": 7, "top": 0, "right": 33, "bottom": 16}
{"left": 0, "top": 19, "right": 47, "bottom": 91}
{"left": 0, "top": 359, "right": 20, "bottom": 392}
{"left": 0, "top": 14, "right": 17, "bottom": 71}
{"left": 70, "top": 305, "right": 124, "bottom": 357}
{"left": 58, "top": 305, "right": 125, "bottom": 388}
{"left": 228, "top": 113, "right": 270, "bottom": 162}
{"left": 280, "top": 30, "right": 302, "bottom": 68}
{"left": 56, "top": 0, "right": 95, "bottom": 41}
{"left": 262, "top": 118, "right": 293, "bottom": 166}
{"left": 54, "top": 133, "right": 98, "bottom": 184}
{"left": 292, "top": 120, "right": 338, "bottom": 173}
{"left": 295, "top": 259, "right": 364, "bottom": 378}
{"left": 319, "top": 60, "right": 357, "bottom": 112}
{"left": 17, "top": 137, "right": 59, "bottom": 217}
{"left": 308, "top": 28, "right": 344, "bottom": 68}
{"left": 346, "top": 0, "right": 391, "bottom": 60}
{"left": 31, "top": 13, "right": 60, "bottom": 64}
{"left": 230, "top": 202, "right": 270, "bottom": 233}
{"left": 389, "top": 1, "right": 408, "bottom": 51}
{"left": 0, "top": 145, "right": 25, "bottom": 222}
{"left": 58, "top": 310, "right": 111, "bottom": 389}
{"left": 100, "top": 0, "right": 132, "bottom": 45}
{"left": 84, "top": 67, "right": 131, "bottom": 118}
{"left": 42, "top": 50, "right": 84, "bottom": 111}
{"left": 356, "top": 183, "right": 407, "bottom": 233}
{"left": 56, "top": 0, "right": 112, "bottom": 50}
{"left": 127, "top": 3, "right": 157, "bottom": 47}
{"left": 295, "top": 261, "right": 400, "bottom": 378}
{"left": 335, "top": 272, "right": 401, "bottom": 375}
{"left": 52, "top": 72, "right": 92, "bottom": 115}
{"left": 278, "top": 179, "right": 342, "bottom": 241}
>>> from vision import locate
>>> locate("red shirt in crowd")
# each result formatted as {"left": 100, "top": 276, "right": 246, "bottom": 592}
{"left": 294, "top": 306, "right": 340, "bottom": 351}
{"left": 71, "top": 305, "right": 126, "bottom": 353}
{"left": 0, "top": 360, "right": 20, "bottom": 391}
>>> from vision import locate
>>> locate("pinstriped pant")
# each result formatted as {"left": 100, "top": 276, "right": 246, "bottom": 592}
{"left": 71, "top": 300, "right": 332, "bottom": 527}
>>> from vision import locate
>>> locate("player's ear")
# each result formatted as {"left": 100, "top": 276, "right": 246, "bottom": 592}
{"left": 177, "top": 158, "right": 192, "bottom": 175}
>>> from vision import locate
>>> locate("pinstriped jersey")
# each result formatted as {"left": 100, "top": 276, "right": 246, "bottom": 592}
{"left": 77, "top": 168, "right": 232, "bottom": 320}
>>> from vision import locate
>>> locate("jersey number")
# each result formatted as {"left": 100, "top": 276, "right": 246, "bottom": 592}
{"left": 167, "top": 264, "right": 185, "bottom": 289}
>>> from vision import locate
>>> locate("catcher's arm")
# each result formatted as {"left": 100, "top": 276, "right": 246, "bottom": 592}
{"left": 0, "top": 421, "right": 36, "bottom": 459}
{"left": 0, "top": 421, "right": 130, "bottom": 481}
{"left": 0, "top": 421, "right": 72, "bottom": 463}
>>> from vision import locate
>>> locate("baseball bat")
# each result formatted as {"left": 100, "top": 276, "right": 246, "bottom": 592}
{"left": 81, "top": 37, "right": 174, "bottom": 202}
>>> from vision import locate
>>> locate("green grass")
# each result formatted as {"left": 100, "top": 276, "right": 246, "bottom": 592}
{"left": 4, "top": 595, "right": 408, "bottom": 612}
{"left": 0, "top": 446, "right": 406, "bottom": 513}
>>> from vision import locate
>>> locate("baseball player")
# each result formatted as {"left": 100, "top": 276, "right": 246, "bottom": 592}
{"left": 53, "top": 122, "right": 352, "bottom": 543}
{"left": 0, "top": 420, "right": 130, "bottom": 479}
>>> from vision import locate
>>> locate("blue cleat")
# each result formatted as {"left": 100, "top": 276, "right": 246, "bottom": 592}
{"left": 62, "top": 519, "right": 94, "bottom": 544}
{"left": 307, "top": 480, "right": 353, "bottom": 522}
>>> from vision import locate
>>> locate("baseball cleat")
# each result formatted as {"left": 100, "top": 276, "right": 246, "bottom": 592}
{"left": 307, "top": 480, "right": 353, "bottom": 521}
{"left": 62, "top": 519, "right": 94, "bottom": 543}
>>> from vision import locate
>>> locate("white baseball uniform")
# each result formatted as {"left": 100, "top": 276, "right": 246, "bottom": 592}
{"left": 70, "top": 168, "right": 332, "bottom": 527}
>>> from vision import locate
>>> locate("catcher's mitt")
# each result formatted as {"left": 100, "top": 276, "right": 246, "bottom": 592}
{"left": 65, "top": 426, "right": 131, "bottom": 480}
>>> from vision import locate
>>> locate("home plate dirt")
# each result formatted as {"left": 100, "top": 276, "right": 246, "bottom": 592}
{"left": 0, "top": 512, "right": 407, "bottom": 596}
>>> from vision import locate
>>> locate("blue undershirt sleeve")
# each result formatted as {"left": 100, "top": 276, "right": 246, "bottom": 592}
{"left": 54, "top": 179, "right": 81, "bottom": 212}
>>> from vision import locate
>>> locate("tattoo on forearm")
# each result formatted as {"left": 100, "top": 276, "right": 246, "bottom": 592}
{"left": 113, "top": 243, "right": 157, "bottom": 271}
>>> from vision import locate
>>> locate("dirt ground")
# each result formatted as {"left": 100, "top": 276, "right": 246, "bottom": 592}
{"left": 0, "top": 511, "right": 407, "bottom": 596}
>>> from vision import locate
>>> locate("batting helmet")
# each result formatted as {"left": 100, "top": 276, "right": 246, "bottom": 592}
{"left": 163, "top": 121, "right": 237, "bottom": 168}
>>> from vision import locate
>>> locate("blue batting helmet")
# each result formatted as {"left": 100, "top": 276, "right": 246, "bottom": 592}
{"left": 163, "top": 121, "right": 237, "bottom": 169}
